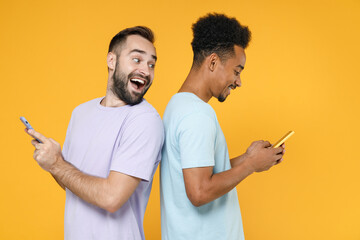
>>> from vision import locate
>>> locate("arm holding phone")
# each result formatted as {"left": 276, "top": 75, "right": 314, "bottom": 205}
{"left": 230, "top": 140, "right": 285, "bottom": 168}
{"left": 230, "top": 131, "right": 294, "bottom": 168}
{"left": 26, "top": 129, "right": 141, "bottom": 213}
{"left": 21, "top": 117, "right": 66, "bottom": 190}
{"left": 184, "top": 140, "right": 284, "bottom": 206}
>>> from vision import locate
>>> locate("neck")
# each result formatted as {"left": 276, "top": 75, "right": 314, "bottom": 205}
{"left": 101, "top": 81, "right": 127, "bottom": 107}
{"left": 179, "top": 65, "right": 213, "bottom": 103}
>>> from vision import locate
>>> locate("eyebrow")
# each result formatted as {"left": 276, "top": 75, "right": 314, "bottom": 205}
{"left": 129, "top": 49, "right": 157, "bottom": 61}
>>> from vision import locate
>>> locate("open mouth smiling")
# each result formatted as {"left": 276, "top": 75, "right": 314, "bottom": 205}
{"left": 226, "top": 85, "right": 236, "bottom": 94}
{"left": 130, "top": 78, "right": 147, "bottom": 91}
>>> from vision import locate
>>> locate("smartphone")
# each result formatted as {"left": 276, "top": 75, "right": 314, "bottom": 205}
{"left": 272, "top": 131, "right": 294, "bottom": 148}
{"left": 20, "top": 116, "right": 42, "bottom": 143}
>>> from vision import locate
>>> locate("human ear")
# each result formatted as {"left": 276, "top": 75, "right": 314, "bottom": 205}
{"left": 208, "top": 53, "right": 219, "bottom": 72}
{"left": 107, "top": 52, "right": 116, "bottom": 70}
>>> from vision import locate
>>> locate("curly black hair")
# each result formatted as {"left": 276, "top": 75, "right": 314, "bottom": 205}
{"left": 191, "top": 13, "right": 251, "bottom": 67}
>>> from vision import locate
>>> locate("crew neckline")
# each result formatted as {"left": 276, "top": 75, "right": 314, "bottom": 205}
{"left": 96, "top": 97, "right": 130, "bottom": 111}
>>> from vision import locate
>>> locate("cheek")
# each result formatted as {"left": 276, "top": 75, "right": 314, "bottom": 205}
{"left": 119, "top": 59, "right": 134, "bottom": 73}
{"left": 226, "top": 70, "right": 237, "bottom": 84}
{"left": 213, "top": 67, "right": 229, "bottom": 92}
{"left": 146, "top": 70, "right": 153, "bottom": 82}
{"left": 222, "top": 72, "right": 232, "bottom": 86}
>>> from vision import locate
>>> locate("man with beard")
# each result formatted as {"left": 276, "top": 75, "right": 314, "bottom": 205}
{"left": 26, "top": 26, "right": 164, "bottom": 240}
{"left": 160, "top": 14, "right": 285, "bottom": 239}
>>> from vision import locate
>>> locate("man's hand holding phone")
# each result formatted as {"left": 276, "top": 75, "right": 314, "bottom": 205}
{"left": 21, "top": 117, "right": 63, "bottom": 172}
{"left": 244, "top": 140, "right": 285, "bottom": 172}
{"left": 26, "top": 129, "right": 63, "bottom": 172}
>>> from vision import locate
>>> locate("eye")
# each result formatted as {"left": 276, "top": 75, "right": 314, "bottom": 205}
{"left": 149, "top": 63, "right": 155, "bottom": 69}
{"left": 133, "top": 58, "right": 140, "bottom": 63}
{"left": 234, "top": 70, "right": 240, "bottom": 76}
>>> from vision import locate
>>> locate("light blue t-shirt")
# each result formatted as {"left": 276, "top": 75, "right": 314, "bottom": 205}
{"left": 62, "top": 97, "right": 164, "bottom": 240}
{"left": 160, "top": 93, "right": 244, "bottom": 240}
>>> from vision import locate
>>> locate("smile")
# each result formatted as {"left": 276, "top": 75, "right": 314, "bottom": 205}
{"left": 130, "top": 78, "right": 147, "bottom": 91}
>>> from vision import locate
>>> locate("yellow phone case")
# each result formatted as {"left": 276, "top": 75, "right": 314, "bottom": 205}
{"left": 272, "top": 131, "right": 295, "bottom": 148}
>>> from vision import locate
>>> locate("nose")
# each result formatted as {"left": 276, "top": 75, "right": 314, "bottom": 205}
{"left": 139, "top": 63, "right": 150, "bottom": 77}
{"left": 235, "top": 77, "right": 242, "bottom": 87}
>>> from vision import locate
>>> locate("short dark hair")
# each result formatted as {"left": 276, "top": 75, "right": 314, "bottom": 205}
{"left": 191, "top": 13, "right": 251, "bottom": 66}
{"left": 108, "top": 26, "right": 154, "bottom": 54}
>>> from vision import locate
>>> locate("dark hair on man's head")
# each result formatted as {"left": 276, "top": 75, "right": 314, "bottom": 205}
{"left": 191, "top": 13, "right": 251, "bottom": 67}
{"left": 108, "top": 26, "right": 154, "bottom": 54}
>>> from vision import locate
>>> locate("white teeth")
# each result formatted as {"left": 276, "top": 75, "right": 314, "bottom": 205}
{"left": 228, "top": 87, "right": 232, "bottom": 90}
{"left": 131, "top": 78, "right": 145, "bottom": 84}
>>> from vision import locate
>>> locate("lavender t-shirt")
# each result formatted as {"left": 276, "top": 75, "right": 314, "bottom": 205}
{"left": 62, "top": 97, "right": 164, "bottom": 240}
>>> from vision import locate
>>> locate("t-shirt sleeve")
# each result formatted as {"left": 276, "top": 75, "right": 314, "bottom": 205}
{"left": 62, "top": 110, "right": 75, "bottom": 160}
{"left": 178, "top": 112, "right": 216, "bottom": 169}
{"left": 110, "top": 112, "right": 164, "bottom": 181}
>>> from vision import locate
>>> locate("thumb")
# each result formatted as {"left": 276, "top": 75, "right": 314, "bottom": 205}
{"left": 27, "top": 129, "right": 47, "bottom": 143}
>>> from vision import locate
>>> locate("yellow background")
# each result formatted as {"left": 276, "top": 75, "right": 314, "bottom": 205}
{"left": 1, "top": 0, "right": 359, "bottom": 239}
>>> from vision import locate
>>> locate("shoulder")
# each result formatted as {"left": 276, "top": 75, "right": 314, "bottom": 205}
{"left": 164, "top": 93, "right": 216, "bottom": 123}
{"left": 126, "top": 99, "right": 162, "bottom": 122}
{"left": 129, "top": 99, "right": 160, "bottom": 114}
{"left": 123, "top": 100, "right": 164, "bottom": 134}
{"left": 72, "top": 97, "right": 102, "bottom": 114}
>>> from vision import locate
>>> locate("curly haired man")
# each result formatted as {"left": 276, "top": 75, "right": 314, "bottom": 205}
{"left": 160, "top": 13, "right": 285, "bottom": 240}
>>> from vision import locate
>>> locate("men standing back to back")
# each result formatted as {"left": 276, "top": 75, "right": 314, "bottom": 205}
{"left": 160, "top": 13, "right": 285, "bottom": 239}
{"left": 26, "top": 26, "right": 164, "bottom": 240}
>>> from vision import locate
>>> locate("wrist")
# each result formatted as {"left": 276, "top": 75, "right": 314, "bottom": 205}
{"left": 242, "top": 152, "right": 256, "bottom": 174}
{"left": 49, "top": 154, "right": 64, "bottom": 175}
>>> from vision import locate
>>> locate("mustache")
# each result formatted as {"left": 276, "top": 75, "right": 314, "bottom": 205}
{"left": 128, "top": 72, "right": 150, "bottom": 84}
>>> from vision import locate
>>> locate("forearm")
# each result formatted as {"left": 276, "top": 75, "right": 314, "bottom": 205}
{"left": 204, "top": 161, "right": 254, "bottom": 204}
{"left": 49, "top": 156, "right": 115, "bottom": 212}
{"left": 186, "top": 140, "right": 285, "bottom": 206}
{"left": 27, "top": 129, "right": 140, "bottom": 212}
{"left": 184, "top": 157, "right": 255, "bottom": 207}
{"left": 51, "top": 174, "right": 65, "bottom": 190}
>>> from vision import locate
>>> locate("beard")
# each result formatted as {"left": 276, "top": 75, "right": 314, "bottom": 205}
{"left": 112, "top": 62, "right": 151, "bottom": 106}
{"left": 218, "top": 85, "right": 236, "bottom": 102}
{"left": 218, "top": 91, "right": 227, "bottom": 102}
{"left": 218, "top": 94, "right": 226, "bottom": 102}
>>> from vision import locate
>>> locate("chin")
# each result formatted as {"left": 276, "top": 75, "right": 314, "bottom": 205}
{"left": 127, "top": 98, "right": 143, "bottom": 106}
{"left": 218, "top": 95, "right": 227, "bottom": 102}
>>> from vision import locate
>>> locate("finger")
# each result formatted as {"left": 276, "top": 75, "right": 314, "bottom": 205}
{"left": 270, "top": 148, "right": 280, "bottom": 155}
{"left": 33, "top": 151, "right": 39, "bottom": 161}
{"left": 273, "top": 152, "right": 283, "bottom": 161}
{"left": 281, "top": 143, "right": 286, "bottom": 154}
{"left": 27, "top": 129, "right": 47, "bottom": 143}
{"left": 25, "top": 128, "right": 37, "bottom": 136}
{"left": 274, "top": 147, "right": 284, "bottom": 154}
{"left": 31, "top": 138, "right": 43, "bottom": 149}
{"left": 262, "top": 141, "right": 271, "bottom": 148}
{"left": 31, "top": 139, "right": 38, "bottom": 147}
{"left": 34, "top": 144, "right": 41, "bottom": 150}
{"left": 48, "top": 138, "right": 58, "bottom": 145}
